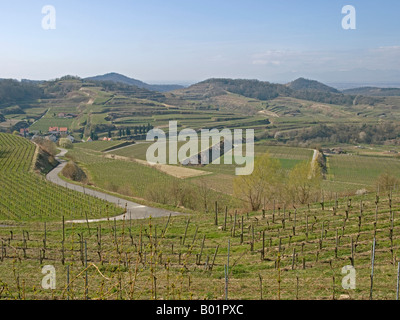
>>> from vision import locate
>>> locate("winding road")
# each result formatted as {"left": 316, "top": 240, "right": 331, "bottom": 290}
{"left": 46, "top": 148, "right": 181, "bottom": 223}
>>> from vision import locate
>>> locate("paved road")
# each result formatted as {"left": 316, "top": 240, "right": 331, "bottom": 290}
{"left": 46, "top": 148, "right": 181, "bottom": 223}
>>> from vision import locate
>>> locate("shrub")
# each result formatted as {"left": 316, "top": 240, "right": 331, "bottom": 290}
{"left": 356, "top": 189, "right": 368, "bottom": 196}
{"left": 59, "top": 138, "right": 73, "bottom": 149}
{"left": 375, "top": 172, "right": 400, "bottom": 192}
{"left": 33, "top": 137, "right": 57, "bottom": 156}
{"left": 61, "top": 161, "right": 88, "bottom": 183}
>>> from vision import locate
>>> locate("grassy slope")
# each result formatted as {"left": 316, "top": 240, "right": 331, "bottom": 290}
{"left": 66, "top": 147, "right": 237, "bottom": 212}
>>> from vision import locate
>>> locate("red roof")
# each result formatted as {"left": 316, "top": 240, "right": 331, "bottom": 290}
{"left": 59, "top": 127, "right": 68, "bottom": 132}
{"left": 49, "top": 127, "right": 58, "bottom": 132}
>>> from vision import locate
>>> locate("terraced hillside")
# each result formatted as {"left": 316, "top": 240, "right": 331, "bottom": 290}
{"left": 0, "top": 133, "right": 122, "bottom": 221}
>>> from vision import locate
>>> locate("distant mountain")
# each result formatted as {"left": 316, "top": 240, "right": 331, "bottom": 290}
{"left": 269, "top": 69, "right": 400, "bottom": 85}
{"left": 342, "top": 87, "right": 400, "bottom": 97}
{"left": 173, "top": 78, "right": 291, "bottom": 100}
{"left": 286, "top": 78, "right": 340, "bottom": 93}
{"left": 85, "top": 73, "right": 185, "bottom": 92}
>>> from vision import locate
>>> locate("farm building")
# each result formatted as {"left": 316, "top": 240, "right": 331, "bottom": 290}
{"left": 48, "top": 127, "right": 69, "bottom": 134}
{"left": 323, "top": 148, "right": 346, "bottom": 155}
{"left": 20, "top": 128, "right": 29, "bottom": 136}
{"left": 46, "top": 134, "right": 58, "bottom": 143}
{"left": 49, "top": 127, "right": 59, "bottom": 134}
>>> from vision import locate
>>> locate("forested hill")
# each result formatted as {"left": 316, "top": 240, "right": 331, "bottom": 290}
{"left": 174, "top": 78, "right": 377, "bottom": 106}
{"left": 286, "top": 78, "right": 340, "bottom": 93}
{"left": 0, "top": 76, "right": 383, "bottom": 116}
{"left": 85, "top": 73, "right": 185, "bottom": 92}
{"left": 0, "top": 76, "right": 167, "bottom": 112}
{"left": 196, "top": 78, "right": 292, "bottom": 100}
{"left": 0, "top": 79, "right": 44, "bottom": 107}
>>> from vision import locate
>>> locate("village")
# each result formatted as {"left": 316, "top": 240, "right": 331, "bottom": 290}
{"left": 18, "top": 126, "right": 113, "bottom": 144}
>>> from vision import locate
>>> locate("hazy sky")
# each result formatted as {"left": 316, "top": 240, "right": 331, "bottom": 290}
{"left": 0, "top": 0, "right": 399, "bottom": 84}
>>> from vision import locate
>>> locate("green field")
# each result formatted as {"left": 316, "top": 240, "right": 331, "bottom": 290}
{"left": 106, "top": 142, "right": 314, "bottom": 195}
{"left": 74, "top": 138, "right": 400, "bottom": 197}
{"left": 29, "top": 108, "right": 75, "bottom": 132}
{"left": 111, "top": 142, "right": 161, "bottom": 161}
{"left": 325, "top": 154, "right": 400, "bottom": 192}
{"left": 66, "top": 147, "right": 235, "bottom": 212}
{"left": 75, "top": 140, "right": 127, "bottom": 152}
{"left": 187, "top": 145, "right": 314, "bottom": 194}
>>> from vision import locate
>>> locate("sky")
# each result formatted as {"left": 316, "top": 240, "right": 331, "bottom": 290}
{"left": 0, "top": 0, "right": 399, "bottom": 84}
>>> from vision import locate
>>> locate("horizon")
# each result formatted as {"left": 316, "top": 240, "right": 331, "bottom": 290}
{"left": 0, "top": 1, "right": 399, "bottom": 84}
{"left": 4, "top": 72, "right": 400, "bottom": 91}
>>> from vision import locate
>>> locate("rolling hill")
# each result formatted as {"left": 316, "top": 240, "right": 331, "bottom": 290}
{"left": 342, "top": 87, "right": 400, "bottom": 97}
{"left": 286, "top": 77, "right": 340, "bottom": 93}
{"left": 0, "top": 79, "right": 44, "bottom": 108}
{"left": 172, "top": 78, "right": 358, "bottom": 106}
{"left": 85, "top": 72, "right": 185, "bottom": 92}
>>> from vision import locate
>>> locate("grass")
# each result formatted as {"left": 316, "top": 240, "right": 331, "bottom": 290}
{"left": 29, "top": 108, "right": 75, "bottom": 132}
{"left": 75, "top": 141, "right": 127, "bottom": 152}
{"left": 110, "top": 142, "right": 153, "bottom": 161}
{"left": 324, "top": 154, "right": 400, "bottom": 192}
{"left": 186, "top": 144, "right": 314, "bottom": 194}
{"left": 66, "top": 147, "right": 236, "bottom": 212}
{"left": 1, "top": 187, "right": 400, "bottom": 299}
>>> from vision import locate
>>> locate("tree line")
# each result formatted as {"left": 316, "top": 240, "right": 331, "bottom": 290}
{"left": 234, "top": 154, "right": 322, "bottom": 210}
{"left": 0, "top": 80, "right": 44, "bottom": 108}
{"left": 269, "top": 123, "right": 400, "bottom": 146}
{"left": 116, "top": 124, "right": 154, "bottom": 138}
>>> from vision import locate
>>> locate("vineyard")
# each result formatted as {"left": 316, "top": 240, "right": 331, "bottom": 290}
{"left": 75, "top": 141, "right": 128, "bottom": 152}
{"left": 0, "top": 133, "right": 123, "bottom": 222}
{"left": 1, "top": 183, "right": 400, "bottom": 299}
{"left": 1, "top": 133, "right": 400, "bottom": 300}
{"left": 325, "top": 153, "right": 400, "bottom": 192}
